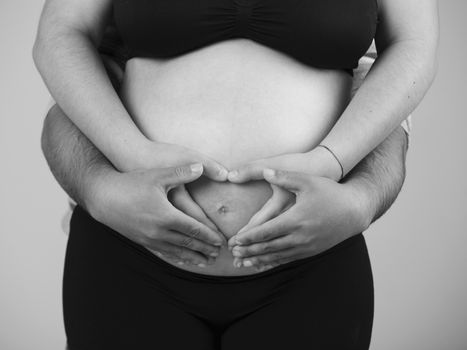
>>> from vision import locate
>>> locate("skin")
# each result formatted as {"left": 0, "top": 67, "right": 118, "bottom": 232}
{"left": 314, "top": 0, "right": 439, "bottom": 176}
{"left": 41, "top": 54, "right": 409, "bottom": 270}
{"left": 43, "top": 105, "right": 223, "bottom": 267}
{"left": 34, "top": 0, "right": 427, "bottom": 274}
{"left": 33, "top": 0, "right": 438, "bottom": 178}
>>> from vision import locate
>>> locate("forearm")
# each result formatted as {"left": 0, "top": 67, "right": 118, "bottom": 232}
{"left": 33, "top": 9, "right": 148, "bottom": 171}
{"left": 319, "top": 40, "right": 436, "bottom": 179}
{"left": 41, "top": 103, "right": 115, "bottom": 213}
{"left": 342, "top": 125, "right": 408, "bottom": 227}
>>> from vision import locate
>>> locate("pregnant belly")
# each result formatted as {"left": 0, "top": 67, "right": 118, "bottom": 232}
{"left": 120, "top": 39, "right": 352, "bottom": 275}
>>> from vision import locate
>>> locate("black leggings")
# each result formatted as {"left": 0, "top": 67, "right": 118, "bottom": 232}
{"left": 63, "top": 206, "right": 374, "bottom": 350}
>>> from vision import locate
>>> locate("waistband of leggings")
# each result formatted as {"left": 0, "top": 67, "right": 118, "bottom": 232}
{"left": 74, "top": 205, "right": 364, "bottom": 284}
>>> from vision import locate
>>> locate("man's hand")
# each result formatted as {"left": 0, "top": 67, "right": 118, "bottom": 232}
{"left": 227, "top": 169, "right": 371, "bottom": 271}
{"left": 88, "top": 163, "right": 226, "bottom": 268}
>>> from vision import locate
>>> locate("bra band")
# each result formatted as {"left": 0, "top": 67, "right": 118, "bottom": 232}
{"left": 112, "top": 0, "right": 378, "bottom": 73}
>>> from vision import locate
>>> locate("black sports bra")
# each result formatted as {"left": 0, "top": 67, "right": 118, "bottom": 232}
{"left": 113, "top": 0, "right": 378, "bottom": 75}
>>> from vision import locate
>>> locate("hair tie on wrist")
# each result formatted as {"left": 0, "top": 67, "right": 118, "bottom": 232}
{"left": 317, "top": 144, "right": 344, "bottom": 181}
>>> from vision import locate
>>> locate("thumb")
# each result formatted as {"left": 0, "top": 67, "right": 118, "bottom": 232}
{"left": 228, "top": 161, "right": 265, "bottom": 183}
{"left": 201, "top": 158, "right": 229, "bottom": 182}
{"left": 158, "top": 163, "right": 204, "bottom": 191}
{"left": 262, "top": 168, "right": 309, "bottom": 193}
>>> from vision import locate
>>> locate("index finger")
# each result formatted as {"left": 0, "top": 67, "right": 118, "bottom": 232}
{"left": 166, "top": 208, "right": 226, "bottom": 247}
{"left": 200, "top": 157, "right": 229, "bottom": 182}
{"left": 234, "top": 212, "right": 296, "bottom": 246}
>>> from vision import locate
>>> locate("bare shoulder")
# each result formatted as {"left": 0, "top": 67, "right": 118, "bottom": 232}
{"left": 37, "top": 0, "right": 113, "bottom": 43}
{"left": 375, "top": 0, "right": 439, "bottom": 50}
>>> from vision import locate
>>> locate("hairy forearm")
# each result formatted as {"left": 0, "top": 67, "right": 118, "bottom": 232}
{"left": 41, "top": 104, "right": 114, "bottom": 212}
{"left": 342, "top": 125, "right": 408, "bottom": 226}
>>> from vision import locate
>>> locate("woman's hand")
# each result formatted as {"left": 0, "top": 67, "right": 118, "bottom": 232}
{"left": 89, "top": 163, "right": 226, "bottom": 267}
{"left": 227, "top": 168, "right": 371, "bottom": 271}
{"left": 227, "top": 147, "right": 343, "bottom": 183}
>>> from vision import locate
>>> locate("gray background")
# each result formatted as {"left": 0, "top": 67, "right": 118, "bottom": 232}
{"left": 0, "top": 1, "right": 466, "bottom": 349}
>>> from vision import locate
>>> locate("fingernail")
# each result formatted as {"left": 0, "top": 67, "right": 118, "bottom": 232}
{"left": 228, "top": 170, "right": 238, "bottom": 180}
{"left": 243, "top": 260, "right": 253, "bottom": 267}
{"left": 210, "top": 251, "right": 219, "bottom": 257}
{"left": 190, "top": 163, "right": 203, "bottom": 173}
{"left": 232, "top": 247, "right": 242, "bottom": 257}
{"left": 263, "top": 168, "right": 276, "bottom": 178}
{"left": 219, "top": 168, "right": 228, "bottom": 179}
{"left": 197, "top": 263, "right": 206, "bottom": 268}
{"left": 234, "top": 259, "right": 243, "bottom": 268}
{"left": 177, "top": 261, "right": 185, "bottom": 265}
{"left": 213, "top": 241, "right": 223, "bottom": 247}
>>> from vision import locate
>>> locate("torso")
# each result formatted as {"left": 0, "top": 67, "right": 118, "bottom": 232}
{"left": 119, "top": 39, "right": 353, "bottom": 275}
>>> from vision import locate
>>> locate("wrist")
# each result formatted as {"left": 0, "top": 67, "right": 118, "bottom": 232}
{"left": 306, "top": 147, "right": 343, "bottom": 181}
{"left": 341, "top": 178, "right": 377, "bottom": 232}
{"left": 112, "top": 137, "right": 154, "bottom": 172}
{"left": 82, "top": 164, "right": 121, "bottom": 221}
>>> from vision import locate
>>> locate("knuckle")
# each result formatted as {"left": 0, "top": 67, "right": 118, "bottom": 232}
{"left": 261, "top": 243, "right": 272, "bottom": 253}
{"left": 189, "top": 226, "right": 202, "bottom": 239}
{"left": 259, "top": 231, "right": 270, "bottom": 241}
{"left": 180, "top": 235, "right": 194, "bottom": 248}
{"left": 174, "top": 166, "right": 190, "bottom": 178}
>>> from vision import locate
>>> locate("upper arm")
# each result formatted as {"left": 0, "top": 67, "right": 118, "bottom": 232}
{"left": 374, "top": 0, "right": 439, "bottom": 54}
{"left": 35, "top": 0, "right": 113, "bottom": 46}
